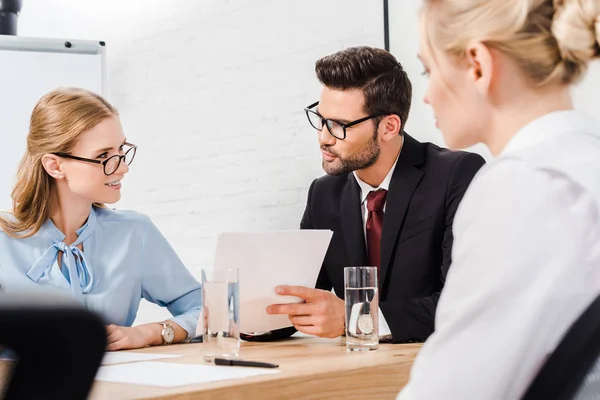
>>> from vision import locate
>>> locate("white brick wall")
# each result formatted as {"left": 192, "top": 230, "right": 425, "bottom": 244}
{"left": 17, "top": 0, "right": 384, "bottom": 323}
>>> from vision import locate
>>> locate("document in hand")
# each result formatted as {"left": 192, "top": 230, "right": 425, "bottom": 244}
{"left": 212, "top": 230, "right": 333, "bottom": 333}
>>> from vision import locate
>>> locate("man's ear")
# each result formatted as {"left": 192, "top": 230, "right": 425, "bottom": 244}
{"left": 380, "top": 114, "right": 402, "bottom": 141}
{"left": 465, "top": 41, "right": 493, "bottom": 96}
{"left": 41, "top": 154, "right": 65, "bottom": 180}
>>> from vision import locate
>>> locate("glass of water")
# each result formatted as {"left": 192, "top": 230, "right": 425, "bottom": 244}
{"left": 201, "top": 267, "right": 240, "bottom": 361}
{"left": 344, "top": 266, "right": 379, "bottom": 351}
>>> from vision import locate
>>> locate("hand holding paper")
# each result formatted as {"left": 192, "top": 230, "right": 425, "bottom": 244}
{"left": 267, "top": 285, "right": 345, "bottom": 338}
{"left": 211, "top": 230, "right": 333, "bottom": 333}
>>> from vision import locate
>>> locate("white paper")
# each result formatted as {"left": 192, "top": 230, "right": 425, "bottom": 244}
{"left": 211, "top": 230, "right": 333, "bottom": 333}
{"left": 101, "top": 351, "right": 181, "bottom": 365}
{"left": 95, "top": 361, "right": 279, "bottom": 387}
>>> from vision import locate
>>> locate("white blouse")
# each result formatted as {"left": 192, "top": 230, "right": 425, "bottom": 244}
{"left": 398, "top": 110, "right": 600, "bottom": 399}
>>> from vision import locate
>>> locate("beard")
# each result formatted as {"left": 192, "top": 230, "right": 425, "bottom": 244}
{"left": 321, "top": 129, "right": 380, "bottom": 176}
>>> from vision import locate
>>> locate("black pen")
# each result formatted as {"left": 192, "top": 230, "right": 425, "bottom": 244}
{"left": 213, "top": 358, "right": 279, "bottom": 369}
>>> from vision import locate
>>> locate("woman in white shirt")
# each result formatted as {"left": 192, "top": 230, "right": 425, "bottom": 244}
{"left": 398, "top": 0, "right": 600, "bottom": 399}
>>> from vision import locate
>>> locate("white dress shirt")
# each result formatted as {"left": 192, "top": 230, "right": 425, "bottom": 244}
{"left": 398, "top": 110, "right": 600, "bottom": 399}
{"left": 353, "top": 153, "right": 400, "bottom": 337}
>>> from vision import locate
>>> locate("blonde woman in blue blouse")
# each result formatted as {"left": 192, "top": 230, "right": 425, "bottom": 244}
{"left": 0, "top": 88, "right": 201, "bottom": 350}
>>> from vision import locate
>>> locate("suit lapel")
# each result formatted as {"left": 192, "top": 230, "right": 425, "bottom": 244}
{"left": 379, "top": 133, "right": 425, "bottom": 286}
{"left": 340, "top": 176, "right": 368, "bottom": 266}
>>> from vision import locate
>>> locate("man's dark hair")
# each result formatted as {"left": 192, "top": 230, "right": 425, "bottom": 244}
{"left": 315, "top": 46, "right": 412, "bottom": 132}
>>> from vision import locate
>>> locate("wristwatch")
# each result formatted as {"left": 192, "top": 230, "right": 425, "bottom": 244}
{"left": 158, "top": 322, "right": 175, "bottom": 345}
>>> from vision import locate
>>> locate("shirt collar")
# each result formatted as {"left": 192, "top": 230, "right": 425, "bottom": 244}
{"left": 501, "top": 110, "right": 600, "bottom": 157}
{"left": 354, "top": 150, "right": 401, "bottom": 205}
{"left": 30, "top": 206, "right": 98, "bottom": 298}
{"left": 42, "top": 206, "right": 98, "bottom": 243}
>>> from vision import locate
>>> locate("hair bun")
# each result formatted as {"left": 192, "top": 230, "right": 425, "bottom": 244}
{"left": 552, "top": 0, "right": 600, "bottom": 63}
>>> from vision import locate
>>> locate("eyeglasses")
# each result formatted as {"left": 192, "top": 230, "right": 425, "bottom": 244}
{"left": 54, "top": 143, "right": 137, "bottom": 176}
{"left": 304, "top": 101, "right": 388, "bottom": 140}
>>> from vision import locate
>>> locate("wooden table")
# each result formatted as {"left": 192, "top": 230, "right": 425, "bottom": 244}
{"left": 2, "top": 337, "right": 421, "bottom": 399}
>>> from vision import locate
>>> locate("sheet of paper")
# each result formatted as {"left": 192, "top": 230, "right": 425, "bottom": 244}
{"left": 95, "top": 361, "right": 279, "bottom": 387}
{"left": 101, "top": 351, "right": 181, "bottom": 365}
{"left": 212, "top": 230, "right": 333, "bottom": 333}
{"left": 0, "top": 350, "right": 181, "bottom": 364}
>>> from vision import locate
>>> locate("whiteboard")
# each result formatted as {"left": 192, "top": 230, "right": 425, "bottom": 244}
{"left": 0, "top": 36, "right": 105, "bottom": 210}
{"left": 388, "top": 0, "right": 600, "bottom": 159}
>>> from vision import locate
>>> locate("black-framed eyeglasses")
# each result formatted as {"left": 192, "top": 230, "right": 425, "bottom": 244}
{"left": 304, "top": 101, "right": 388, "bottom": 140}
{"left": 54, "top": 143, "right": 137, "bottom": 176}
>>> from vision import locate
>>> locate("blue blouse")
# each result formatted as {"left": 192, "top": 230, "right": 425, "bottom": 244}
{"left": 0, "top": 207, "right": 202, "bottom": 338}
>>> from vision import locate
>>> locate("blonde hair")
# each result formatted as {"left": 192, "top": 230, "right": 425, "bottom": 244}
{"left": 422, "top": 0, "right": 600, "bottom": 85}
{"left": 0, "top": 88, "right": 118, "bottom": 238}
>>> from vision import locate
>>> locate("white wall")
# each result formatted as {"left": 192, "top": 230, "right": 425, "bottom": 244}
{"left": 388, "top": 0, "right": 600, "bottom": 160}
{"left": 16, "top": 0, "right": 383, "bottom": 323}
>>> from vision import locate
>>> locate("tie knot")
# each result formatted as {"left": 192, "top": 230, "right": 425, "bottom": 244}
{"left": 56, "top": 242, "right": 70, "bottom": 253}
{"left": 366, "top": 189, "right": 387, "bottom": 212}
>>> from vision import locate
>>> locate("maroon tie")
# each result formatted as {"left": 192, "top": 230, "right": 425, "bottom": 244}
{"left": 366, "top": 189, "right": 388, "bottom": 270}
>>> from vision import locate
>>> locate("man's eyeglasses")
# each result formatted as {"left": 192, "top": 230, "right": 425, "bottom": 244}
{"left": 54, "top": 143, "right": 137, "bottom": 176}
{"left": 304, "top": 101, "right": 388, "bottom": 140}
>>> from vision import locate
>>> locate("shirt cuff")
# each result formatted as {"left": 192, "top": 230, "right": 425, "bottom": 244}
{"left": 168, "top": 313, "right": 199, "bottom": 341}
{"left": 379, "top": 306, "right": 392, "bottom": 336}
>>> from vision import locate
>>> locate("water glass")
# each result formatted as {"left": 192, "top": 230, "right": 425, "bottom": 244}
{"left": 344, "top": 266, "right": 379, "bottom": 351}
{"left": 201, "top": 267, "right": 240, "bottom": 361}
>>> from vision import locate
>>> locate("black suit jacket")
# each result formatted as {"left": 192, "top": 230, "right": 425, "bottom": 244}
{"left": 242, "top": 133, "right": 485, "bottom": 343}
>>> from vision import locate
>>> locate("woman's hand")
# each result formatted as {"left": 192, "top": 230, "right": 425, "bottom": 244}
{"left": 106, "top": 321, "right": 188, "bottom": 351}
{"left": 106, "top": 324, "right": 156, "bottom": 351}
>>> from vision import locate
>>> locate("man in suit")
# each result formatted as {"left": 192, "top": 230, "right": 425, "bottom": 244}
{"left": 262, "top": 46, "right": 485, "bottom": 343}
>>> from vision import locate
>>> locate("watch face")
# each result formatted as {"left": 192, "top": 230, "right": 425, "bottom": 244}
{"left": 357, "top": 314, "right": 374, "bottom": 335}
{"left": 164, "top": 326, "right": 175, "bottom": 343}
